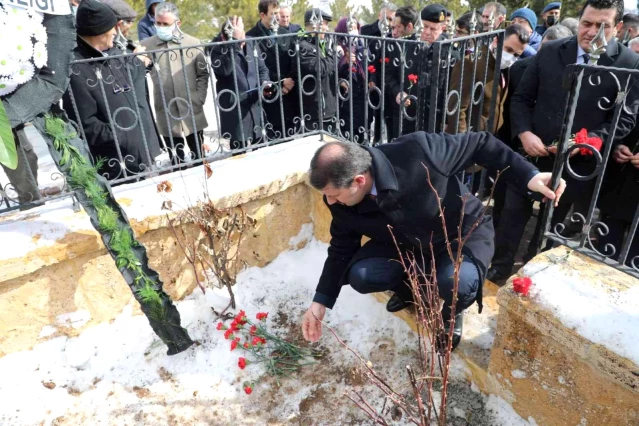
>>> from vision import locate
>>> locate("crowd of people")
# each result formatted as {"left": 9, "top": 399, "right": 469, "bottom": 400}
{"left": 3, "top": 0, "right": 638, "bottom": 297}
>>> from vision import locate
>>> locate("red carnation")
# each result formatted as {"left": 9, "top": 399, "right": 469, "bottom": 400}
{"left": 384, "top": 57, "right": 390, "bottom": 63}
{"left": 368, "top": 65, "right": 376, "bottom": 74}
{"left": 249, "top": 325, "right": 257, "bottom": 335}
{"left": 581, "top": 136, "right": 603, "bottom": 156}
{"left": 574, "top": 128, "right": 588, "bottom": 144}
{"left": 256, "top": 312, "right": 268, "bottom": 321}
{"left": 513, "top": 276, "right": 533, "bottom": 296}
{"left": 224, "top": 329, "right": 234, "bottom": 340}
{"left": 244, "top": 385, "right": 253, "bottom": 395}
{"left": 230, "top": 337, "right": 240, "bottom": 351}
{"left": 252, "top": 336, "right": 263, "bottom": 346}
{"left": 238, "top": 357, "right": 247, "bottom": 369}
{"left": 244, "top": 342, "right": 251, "bottom": 349}
{"left": 407, "top": 74, "right": 418, "bottom": 85}
{"left": 216, "top": 322, "right": 225, "bottom": 331}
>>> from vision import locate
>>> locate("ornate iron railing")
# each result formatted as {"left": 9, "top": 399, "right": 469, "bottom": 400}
{"left": 540, "top": 64, "right": 639, "bottom": 278}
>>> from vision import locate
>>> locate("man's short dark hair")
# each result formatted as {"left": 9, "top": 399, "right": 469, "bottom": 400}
{"left": 505, "top": 22, "right": 530, "bottom": 44}
{"left": 456, "top": 10, "right": 482, "bottom": 31}
{"left": 258, "top": 0, "right": 279, "bottom": 15}
{"left": 484, "top": 2, "right": 507, "bottom": 17}
{"left": 623, "top": 13, "right": 639, "bottom": 29}
{"left": 395, "top": 6, "right": 418, "bottom": 27}
{"left": 309, "top": 142, "right": 373, "bottom": 189}
{"left": 579, "top": 0, "right": 624, "bottom": 25}
{"left": 543, "top": 24, "right": 573, "bottom": 41}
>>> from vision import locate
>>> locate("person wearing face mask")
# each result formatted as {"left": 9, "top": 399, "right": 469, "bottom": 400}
{"left": 534, "top": 2, "right": 561, "bottom": 36}
{"left": 101, "top": 0, "right": 138, "bottom": 53}
{"left": 70, "top": 0, "right": 81, "bottom": 17}
{"left": 447, "top": 24, "right": 528, "bottom": 135}
{"left": 488, "top": 0, "right": 639, "bottom": 283}
{"left": 510, "top": 7, "right": 542, "bottom": 58}
{"left": 141, "top": 2, "right": 209, "bottom": 163}
{"left": 62, "top": 0, "right": 162, "bottom": 181}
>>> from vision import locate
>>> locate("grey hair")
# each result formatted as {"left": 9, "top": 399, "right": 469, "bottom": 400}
{"left": 382, "top": 2, "right": 398, "bottom": 12}
{"left": 155, "top": 2, "right": 179, "bottom": 19}
{"left": 560, "top": 17, "right": 579, "bottom": 35}
{"left": 542, "top": 24, "right": 573, "bottom": 41}
{"left": 629, "top": 37, "right": 639, "bottom": 48}
{"left": 309, "top": 142, "right": 373, "bottom": 189}
{"left": 484, "top": 2, "right": 507, "bottom": 17}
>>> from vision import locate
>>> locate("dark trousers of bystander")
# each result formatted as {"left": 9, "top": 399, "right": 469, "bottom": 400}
{"left": 1, "top": 126, "right": 42, "bottom": 207}
{"left": 162, "top": 130, "right": 204, "bottom": 163}
{"left": 346, "top": 254, "right": 480, "bottom": 322}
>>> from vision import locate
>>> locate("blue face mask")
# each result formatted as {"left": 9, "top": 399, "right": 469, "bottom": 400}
{"left": 71, "top": 5, "right": 78, "bottom": 15}
{"left": 155, "top": 24, "right": 175, "bottom": 42}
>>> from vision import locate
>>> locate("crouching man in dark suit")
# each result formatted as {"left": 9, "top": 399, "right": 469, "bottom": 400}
{"left": 301, "top": 133, "right": 566, "bottom": 350}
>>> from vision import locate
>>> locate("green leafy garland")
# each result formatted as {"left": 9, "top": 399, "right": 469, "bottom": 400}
{"left": 42, "top": 114, "right": 193, "bottom": 353}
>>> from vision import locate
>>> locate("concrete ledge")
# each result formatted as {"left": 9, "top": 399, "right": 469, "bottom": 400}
{"left": 487, "top": 246, "right": 639, "bottom": 426}
{"left": 0, "top": 137, "right": 324, "bottom": 357}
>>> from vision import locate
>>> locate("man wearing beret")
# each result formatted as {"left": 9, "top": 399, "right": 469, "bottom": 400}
{"left": 101, "top": 0, "right": 138, "bottom": 52}
{"left": 535, "top": 2, "right": 561, "bottom": 36}
{"left": 298, "top": 8, "right": 337, "bottom": 133}
{"left": 63, "top": 0, "right": 162, "bottom": 180}
{"left": 510, "top": 7, "right": 542, "bottom": 57}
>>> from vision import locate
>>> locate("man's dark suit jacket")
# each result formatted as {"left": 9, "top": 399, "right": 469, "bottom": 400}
{"left": 511, "top": 36, "right": 639, "bottom": 147}
{"left": 314, "top": 132, "right": 538, "bottom": 310}
{"left": 497, "top": 56, "right": 534, "bottom": 149}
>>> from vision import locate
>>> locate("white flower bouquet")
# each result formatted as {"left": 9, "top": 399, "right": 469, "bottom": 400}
{"left": 0, "top": 4, "right": 48, "bottom": 97}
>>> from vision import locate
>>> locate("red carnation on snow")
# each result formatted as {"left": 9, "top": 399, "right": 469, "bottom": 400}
{"left": 244, "top": 385, "right": 253, "bottom": 395}
{"left": 249, "top": 325, "right": 257, "bottom": 335}
{"left": 216, "top": 322, "right": 225, "bottom": 331}
{"left": 230, "top": 337, "right": 241, "bottom": 351}
{"left": 238, "top": 357, "right": 247, "bottom": 369}
{"left": 256, "top": 312, "right": 268, "bottom": 321}
{"left": 513, "top": 276, "right": 533, "bottom": 296}
{"left": 224, "top": 329, "right": 234, "bottom": 340}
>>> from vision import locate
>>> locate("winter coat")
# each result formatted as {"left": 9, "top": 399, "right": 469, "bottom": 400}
{"left": 62, "top": 37, "right": 161, "bottom": 180}
{"left": 298, "top": 33, "right": 337, "bottom": 129}
{"left": 210, "top": 36, "right": 270, "bottom": 149}
{"left": 137, "top": 0, "right": 161, "bottom": 41}
{"left": 448, "top": 45, "right": 508, "bottom": 134}
{"left": 384, "top": 33, "right": 453, "bottom": 137}
{"left": 141, "top": 33, "right": 209, "bottom": 138}
{"left": 337, "top": 41, "right": 367, "bottom": 142}
{"left": 313, "top": 131, "right": 539, "bottom": 310}
{"left": 245, "top": 21, "right": 299, "bottom": 138}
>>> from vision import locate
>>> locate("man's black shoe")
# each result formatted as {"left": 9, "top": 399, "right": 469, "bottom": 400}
{"left": 486, "top": 267, "right": 508, "bottom": 284}
{"left": 436, "top": 311, "right": 464, "bottom": 353}
{"left": 386, "top": 293, "right": 411, "bottom": 312}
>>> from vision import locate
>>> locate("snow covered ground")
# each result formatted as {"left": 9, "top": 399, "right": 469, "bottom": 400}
{"left": 0, "top": 235, "right": 530, "bottom": 425}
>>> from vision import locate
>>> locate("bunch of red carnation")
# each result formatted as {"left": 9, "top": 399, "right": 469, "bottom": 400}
{"left": 512, "top": 276, "right": 533, "bottom": 296}
{"left": 216, "top": 309, "right": 316, "bottom": 396}
{"left": 573, "top": 128, "right": 603, "bottom": 156}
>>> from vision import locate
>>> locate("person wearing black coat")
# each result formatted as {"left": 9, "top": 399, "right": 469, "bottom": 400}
{"left": 301, "top": 133, "right": 565, "bottom": 350}
{"left": 210, "top": 18, "right": 272, "bottom": 150}
{"left": 488, "top": 4, "right": 639, "bottom": 282}
{"left": 63, "top": 0, "right": 161, "bottom": 181}
{"left": 246, "top": 0, "right": 299, "bottom": 140}
{"left": 298, "top": 10, "right": 337, "bottom": 134}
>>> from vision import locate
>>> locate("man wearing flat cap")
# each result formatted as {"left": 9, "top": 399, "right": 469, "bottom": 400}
{"left": 101, "top": 0, "right": 138, "bottom": 52}
{"left": 297, "top": 8, "right": 337, "bottom": 133}
{"left": 535, "top": 2, "right": 561, "bottom": 36}
{"left": 63, "top": 0, "right": 162, "bottom": 180}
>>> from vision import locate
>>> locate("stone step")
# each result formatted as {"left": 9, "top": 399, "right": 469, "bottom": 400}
{"left": 372, "top": 280, "right": 501, "bottom": 392}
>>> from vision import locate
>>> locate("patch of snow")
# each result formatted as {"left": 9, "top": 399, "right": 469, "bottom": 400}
{"left": 523, "top": 262, "right": 639, "bottom": 365}
{"left": 452, "top": 406, "right": 466, "bottom": 419}
{"left": 55, "top": 310, "right": 91, "bottom": 329}
{"left": 289, "top": 223, "right": 314, "bottom": 248}
{"left": 511, "top": 369, "right": 527, "bottom": 379}
{"left": 38, "top": 325, "right": 57, "bottom": 339}
{"left": 486, "top": 395, "right": 536, "bottom": 425}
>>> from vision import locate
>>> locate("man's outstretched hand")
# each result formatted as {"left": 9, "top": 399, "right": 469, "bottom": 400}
{"left": 302, "top": 302, "right": 326, "bottom": 342}
{"left": 527, "top": 172, "right": 566, "bottom": 207}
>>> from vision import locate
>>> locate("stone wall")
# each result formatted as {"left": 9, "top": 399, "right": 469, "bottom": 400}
{"left": 0, "top": 138, "right": 326, "bottom": 357}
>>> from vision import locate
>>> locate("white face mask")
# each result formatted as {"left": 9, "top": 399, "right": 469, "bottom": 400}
{"left": 500, "top": 50, "right": 517, "bottom": 69}
{"left": 155, "top": 24, "right": 175, "bottom": 42}
{"left": 71, "top": 5, "right": 78, "bottom": 15}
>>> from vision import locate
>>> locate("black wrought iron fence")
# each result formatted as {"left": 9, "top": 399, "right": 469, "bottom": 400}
{"left": 1, "top": 29, "right": 505, "bottom": 213}
{"left": 540, "top": 64, "right": 639, "bottom": 279}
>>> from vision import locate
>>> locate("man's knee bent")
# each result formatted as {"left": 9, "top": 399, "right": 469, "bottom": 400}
{"left": 436, "top": 258, "right": 480, "bottom": 309}
{"left": 348, "top": 257, "right": 404, "bottom": 295}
